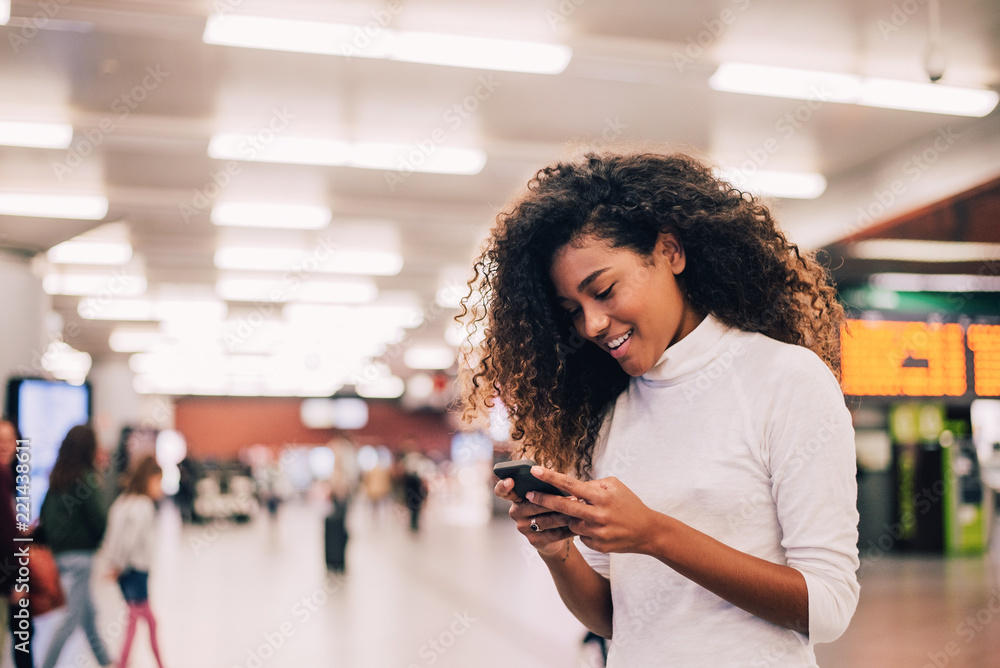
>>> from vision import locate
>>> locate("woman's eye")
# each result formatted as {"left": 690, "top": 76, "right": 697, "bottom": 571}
{"left": 566, "top": 307, "right": 582, "bottom": 318}
{"left": 596, "top": 285, "right": 614, "bottom": 299}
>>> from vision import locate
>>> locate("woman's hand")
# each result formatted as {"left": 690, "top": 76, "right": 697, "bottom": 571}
{"left": 525, "top": 466, "right": 661, "bottom": 555}
{"left": 494, "top": 477, "right": 575, "bottom": 557}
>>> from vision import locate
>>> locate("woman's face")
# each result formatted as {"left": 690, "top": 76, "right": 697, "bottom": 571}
{"left": 550, "top": 232, "right": 702, "bottom": 377}
{"left": 0, "top": 423, "right": 16, "bottom": 465}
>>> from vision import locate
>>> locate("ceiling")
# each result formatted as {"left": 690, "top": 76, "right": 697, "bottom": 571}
{"left": 0, "top": 0, "right": 999, "bottom": 393}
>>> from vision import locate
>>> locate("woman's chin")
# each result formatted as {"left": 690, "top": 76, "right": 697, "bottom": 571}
{"left": 617, "top": 357, "right": 650, "bottom": 377}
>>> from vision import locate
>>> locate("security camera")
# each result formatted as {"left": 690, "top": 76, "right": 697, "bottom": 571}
{"left": 925, "top": 45, "right": 946, "bottom": 83}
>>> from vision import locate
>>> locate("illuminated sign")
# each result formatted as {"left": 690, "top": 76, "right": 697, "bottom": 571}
{"left": 967, "top": 324, "right": 1000, "bottom": 397}
{"left": 841, "top": 320, "right": 967, "bottom": 397}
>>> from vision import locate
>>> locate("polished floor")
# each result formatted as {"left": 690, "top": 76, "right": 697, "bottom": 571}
{"left": 19, "top": 496, "right": 1000, "bottom": 668}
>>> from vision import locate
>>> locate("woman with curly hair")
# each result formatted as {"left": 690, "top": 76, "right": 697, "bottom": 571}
{"left": 463, "top": 152, "right": 859, "bottom": 666}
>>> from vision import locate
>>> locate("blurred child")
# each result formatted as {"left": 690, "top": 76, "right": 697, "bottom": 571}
{"left": 103, "top": 456, "right": 166, "bottom": 668}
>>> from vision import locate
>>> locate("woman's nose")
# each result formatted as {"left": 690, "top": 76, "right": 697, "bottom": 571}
{"left": 581, "top": 306, "right": 610, "bottom": 339}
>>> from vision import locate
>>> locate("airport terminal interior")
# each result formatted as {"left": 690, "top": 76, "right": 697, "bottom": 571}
{"left": 1, "top": 0, "right": 1000, "bottom": 666}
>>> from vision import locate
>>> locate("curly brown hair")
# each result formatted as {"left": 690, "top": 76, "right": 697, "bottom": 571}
{"left": 461, "top": 152, "right": 844, "bottom": 477}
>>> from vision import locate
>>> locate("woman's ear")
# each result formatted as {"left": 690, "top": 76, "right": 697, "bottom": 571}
{"left": 658, "top": 232, "right": 686, "bottom": 274}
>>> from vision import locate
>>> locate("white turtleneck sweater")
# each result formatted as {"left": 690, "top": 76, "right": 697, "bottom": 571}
{"left": 577, "top": 314, "right": 860, "bottom": 667}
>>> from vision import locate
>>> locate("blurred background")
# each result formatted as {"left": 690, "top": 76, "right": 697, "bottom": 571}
{"left": 0, "top": 0, "right": 999, "bottom": 666}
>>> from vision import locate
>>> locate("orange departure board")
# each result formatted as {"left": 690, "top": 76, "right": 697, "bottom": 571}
{"left": 968, "top": 324, "right": 1000, "bottom": 397}
{"left": 841, "top": 320, "right": 967, "bottom": 397}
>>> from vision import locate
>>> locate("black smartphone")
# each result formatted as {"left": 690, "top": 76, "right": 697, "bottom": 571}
{"left": 493, "top": 459, "right": 569, "bottom": 498}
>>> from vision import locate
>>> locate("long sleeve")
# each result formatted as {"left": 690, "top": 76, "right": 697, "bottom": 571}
{"left": 764, "top": 352, "right": 861, "bottom": 644}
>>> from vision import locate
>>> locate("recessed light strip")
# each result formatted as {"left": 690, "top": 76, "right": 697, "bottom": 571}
{"left": 870, "top": 273, "right": 1000, "bottom": 292}
{"left": 203, "top": 15, "right": 572, "bottom": 75}
{"left": 718, "top": 168, "right": 827, "bottom": 200}
{"left": 0, "top": 193, "right": 108, "bottom": 220}
{"left": 710, "top": 63, "right": 999, "bottom": 117}
{"left": 208, "top": 134, "right": 486, "bottom": 175}
{"left": 851, "top": 240, "right": 1000, "bottom": 262}
{"left": 0, "top": 121, "right": 73, "bottom": 149}
{"left": 211, "top": 202, "right": 332, "bottom": 230}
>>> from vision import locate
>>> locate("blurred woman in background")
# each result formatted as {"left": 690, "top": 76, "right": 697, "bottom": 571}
{"left": 39, "top": 425, "right": 113, "bottom": 668}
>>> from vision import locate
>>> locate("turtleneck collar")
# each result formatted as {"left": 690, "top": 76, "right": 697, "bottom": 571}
{"left": 640, "top": 313, "right": 733, "bottom": 384}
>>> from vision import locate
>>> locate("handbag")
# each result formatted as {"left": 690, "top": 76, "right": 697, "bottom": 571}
{"left": 25, "top": 542, "right": 66, "bottom": 615}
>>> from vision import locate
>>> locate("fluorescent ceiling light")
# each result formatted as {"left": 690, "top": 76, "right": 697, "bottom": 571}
{"left": 215, "top": 246, "right": 403, "bottom": 276}
{"left": 155, "top": 299, "right": 229, "bottom": 322}
{"left": 404, "top": 345, "right": 455, "bottom": 370}
{"left": 0, "top": 2, "right": 9, "bottom": 26}
{"left": 851, "top": 240, "right": 1000, "bottom": 262}
{"left": 203, "top": 14, "right": 571, "bottom": 75}
{"left": 211, "top": 202, "right": 332, "bottom": 230}
{"left": 209, "top": 134, "right": 486, "bottom": 175}
{"left": 0, "top": 121, "right": 73, "bottom": 149}
{"left": 41, "top": 341, "right": 91, "bottom": 386}
{"left": 48, "top": 240, "right": 132, "bottom": 265}
{"left": 870, "top": 273, "right": 1000, "bottom": 292}
{"left": 78, "top": 298, "right": 154, "bottom": 321}
{"left": 357, "top": 376, "right": 405, "bottom": 399}
{"left": 859, "top": 78, "right": 1000, "bottom": 117}
{"left": 719, "top": 169, "right": 827, "bottom": 199}
{"left": 208, "top": 134, "right": 351, "bottom": 166}
{"left": 43, "top": 272, "right": 147, "bottom": 297}
{"left": 390, "top": 31, "right": 571, "bottom": 73}
{"left": 214, "top": 247, "right": 305, "bottom": 272}
{"left": 216, "top": 277, "right": 376, "bottom": 303}
{"left": 0, "top": 193, "right": 108, "bottom": 219}
{"left": 709, "top": 63, "right": 861, "bottom": 103}
{"left": 296, "top": 279, "right": 378, "bottom": 304}
{"left": 351, "top": 142, "right": 486, "bottom": 175}
{"left": 109, "top": 328, "right": 164, "bottom": 353}
{"left": 710, "top": 62, "right": 999, "bottom": 117}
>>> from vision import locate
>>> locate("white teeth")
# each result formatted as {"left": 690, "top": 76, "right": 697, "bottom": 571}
{"left": 607, "top": 330, "right": 632, "bottom": 350}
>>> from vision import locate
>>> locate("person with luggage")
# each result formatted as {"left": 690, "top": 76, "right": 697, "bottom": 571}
{"left": 39, "top": 425, "right": 114, "bottom": 668}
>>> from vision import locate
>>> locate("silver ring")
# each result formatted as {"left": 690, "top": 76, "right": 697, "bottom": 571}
{"left": 529, "top": 519, "right": 541, "bottom": 532}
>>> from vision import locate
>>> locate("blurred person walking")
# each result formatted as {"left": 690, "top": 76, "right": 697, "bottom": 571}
{"left": 400, "top": 455, "right": 428, "bottom": 533}
{"left": 0, "top": 421, "right": 23, "bottom": 666}
{"left": 103, "top": 456, "right": 166, "bottom": 668}
{"left": 39, "top": 425, "right": 114, "bottom": 668}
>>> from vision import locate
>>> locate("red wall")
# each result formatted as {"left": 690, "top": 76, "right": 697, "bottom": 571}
{"left": 174, "top": 397, "right": 454, "bottom": 459}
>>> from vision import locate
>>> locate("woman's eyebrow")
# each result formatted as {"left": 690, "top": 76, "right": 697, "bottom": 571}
{"left": 577, "top": 267, "right": 610, "bottom": 292}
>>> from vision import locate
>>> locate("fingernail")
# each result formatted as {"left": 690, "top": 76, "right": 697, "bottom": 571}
{"left": 526, "top": 492, "right": 536, "bottom": 502}
{"left": 531, "top": 466, "right": 543, "bottom": 476}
